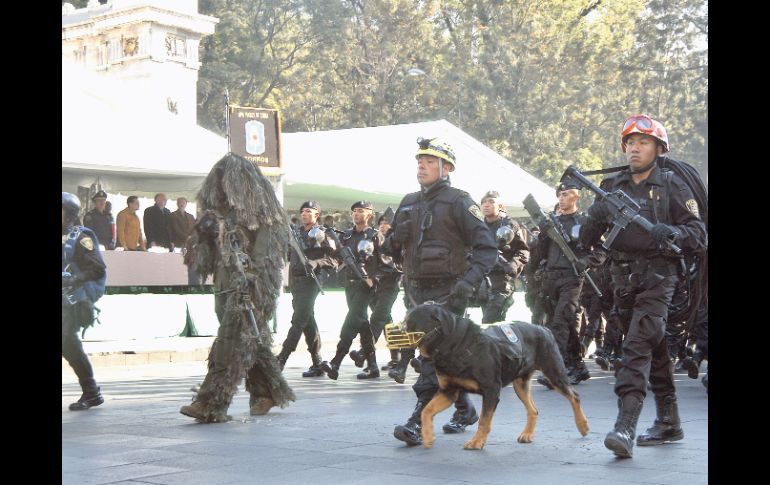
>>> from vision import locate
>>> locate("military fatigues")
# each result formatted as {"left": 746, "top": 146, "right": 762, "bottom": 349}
{"left": 277, "top": 224, "right": 339, "bottom": 373}
{"left": 323, "top": 226, "right": 380, "bottom": 375}
{"left": 579, "top": 264, "right": 605, "bottom": 352}
{"left": 83, "top": 208, "right": 115, "bottom": 250}
{"left": 530, "top": 211, "right": 605, "bottom": 374}
{"left": 62, "top": 225, "right": 106, "bottom": 407}
{"left": 383, "top": 178, "right": 498, "bottom": 433}
{"left": 581, "top": 164, "right": 707, "bottom": 450}
{"left": 481, "top": 216, "right": 529, "bottom": 323}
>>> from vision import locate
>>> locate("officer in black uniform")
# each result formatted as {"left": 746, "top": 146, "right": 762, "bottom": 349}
{"left": 277, "top": 201, "right": 339, "bottom": 377}
{"left": 350, "top": 214, "right": 404, "bottom": 372}
{"left": 320, "top": 201, "right": 382, "bottom": 380}
{"left": 530, "top": 182, "right": 606, "bottom": 386}
{"left": 83, "top": 190, "right": 115, "bottom": 250}
{"left": 522, "top": 228, "right": 548, "bottom": 326}
{"left": 479, "top": 190, "right": 529, "bottom": 323}
{"left": 579, "top": 115, "right": 707, "bottom": 458}
{"left": 579, "top": 263, "right": 605, "bottom": 356}
{"left": 382, "top": 137, "right": 498, "bottom": 445}
{"left": 62, "top": 192, "right": 107, "bottom": 411}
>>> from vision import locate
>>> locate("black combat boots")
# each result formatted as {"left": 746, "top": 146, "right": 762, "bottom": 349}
{"left": 569, "top": 360, "right": 591, "bottom": 385}
{"left": 394, "top": 399, "right": 429, "bottom": 446}
{"left": 69, "top": 385, "right": 104, "bottom": 411}
{"left": 302, "top": 354, "right": 324, "bottom": 377}
{"left": 604, "top": 396, "right": 643, "bottom": 458}
{"left": 681, "top": 349, "right": 704, "bottom": 379}
{"left": 388, "top": 349, "right": 414, "bottom": 384}
{"left": 349, "top": 349, "right": 366, "bottom": 368}
{"left": 381, "top": 349, "right": 400, "bottom": 371}
{"left": 357, "top": 352, "right": 381, "bottom": 379}
{"left": 636, "top": 394, "right": 684, "bottom": 446}
{"left": 442, "top": 392, "right": 479, "bottom": 433}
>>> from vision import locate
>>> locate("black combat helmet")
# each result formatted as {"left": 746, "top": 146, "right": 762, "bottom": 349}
{"left": 62, "top": 192, "right": 81, "bottom": 224}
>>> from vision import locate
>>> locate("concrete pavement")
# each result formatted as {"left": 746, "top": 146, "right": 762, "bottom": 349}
{"left": 62, "top": 355, "right": 708, "bottom": 484}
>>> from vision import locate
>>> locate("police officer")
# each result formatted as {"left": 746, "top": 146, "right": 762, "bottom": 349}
{"left": 276, "top": 201, "right": 339, "bottom": 377}
{"left": 320, "top": 201, "right": 381, "bottom": 380}
{"left": 522, "top": 228, "right": 548, "bottom": 326}
{"left": 62, "top": 192, "right": 106, "bottom": 411}
{"left": 83, "top": 190, "right": 115, "bottom": 250}
{"left": 530, "top": 182, "right": 606, "bottom": 386}
{"left": 382, "top": 137, "right": 498, "bottom": 445}
{"left": 580, "top": 114, "right": 707, "bottom": 458}
{"left": 479, "top": 190, "right": 529, "bottom": 323}
{"left": 350, "top": 214, "right": 404, "bottom": 372}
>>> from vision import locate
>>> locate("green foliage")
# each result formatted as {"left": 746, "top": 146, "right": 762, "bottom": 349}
{"left": 197, "top": 0, "right": 707, "bottom": 186}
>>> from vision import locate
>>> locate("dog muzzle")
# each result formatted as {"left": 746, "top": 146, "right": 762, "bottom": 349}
{"left": 384, "top": 322, "right": 425, "bottom": 349}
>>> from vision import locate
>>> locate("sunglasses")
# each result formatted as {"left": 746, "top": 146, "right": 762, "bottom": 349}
{"left": 622, "top": 115, "right": 654, "bottom": 136}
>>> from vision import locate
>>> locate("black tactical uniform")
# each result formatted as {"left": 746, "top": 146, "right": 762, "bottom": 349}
{"left": 383, "top": 176, "right": 498, "bottom": 444}
{"left": 321, "top": 203, "right": 381, "bottom": 380}
{"left": 580, "top": 163, "right": 707, "bottom": 457}
{"left": 277, "top": 204, "right": 339, "bottom": 377}
{"left": 482, "top": 215, "right": 529, "bottom": 323}
{"left": 62, "top": 192, "right": 106, "bottom": 411}
{"left": 83, "top": 192, "right": 115, "bottom": 250}
{"left": 522, "top": 233, "right": 548, "bottom": 326}
{"left": 579, "top": 264, "right": 604, "bottom": 355}
{"left": 529, "top": 207, "right": 605, "bottom": 384}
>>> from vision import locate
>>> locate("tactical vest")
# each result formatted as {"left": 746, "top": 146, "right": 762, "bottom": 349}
{"left": 62, "top": 226, "right": 106, "bottom": 305}
{"left": 546, "top": 212, "right": 588, "bottom": 270}
{"left": 343, "top": 226, "right": 378, "bottom": 279}
{"left": 401, "top": 187, "right": 471, "bottom": 281}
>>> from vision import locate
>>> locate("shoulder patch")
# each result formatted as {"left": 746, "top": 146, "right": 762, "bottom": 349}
{"left": 685, "top": 199, "right": 700, "bottom": 219}
{"left": 79, "top": 237, "right": 95, "bottom": 251}
{"left": 468, "top": 204, "right": 484, "bottom": 222}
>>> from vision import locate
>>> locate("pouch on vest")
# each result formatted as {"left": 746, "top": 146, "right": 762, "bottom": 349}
{"left": 416, "top": 240, "right": 453, "bottom": 278}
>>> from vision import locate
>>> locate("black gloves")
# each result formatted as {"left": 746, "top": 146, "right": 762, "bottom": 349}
{"left": 62, "top": 271, "right": 78, "bottom": 288}
{"left": 393, "top": 220, "right": 410, "bottom": 244}
{"left": 588, "top": 201, "right": 612, "bottom": 221}
{"left": 450, "top": 279, "right": 475, "bottom": 300}
{"left": 650, "top": 223, "right": 680, "bottom": 246}
{"left": 537, "top": 217, "right": 553, "bottom": 235}
{"left": 573, "top": 257, "right": 590, "bottom": 274}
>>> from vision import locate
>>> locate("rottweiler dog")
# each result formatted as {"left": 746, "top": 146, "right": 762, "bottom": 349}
{"left": 405, "top": 303, "right": 589, "bottom": 450}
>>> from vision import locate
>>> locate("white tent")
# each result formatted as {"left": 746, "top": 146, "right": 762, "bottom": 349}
{"left": 62, "top": 60, "right": 557, "bottom": 215}
{"left": 281, "top": 120, "right": 557, "bottom": 216}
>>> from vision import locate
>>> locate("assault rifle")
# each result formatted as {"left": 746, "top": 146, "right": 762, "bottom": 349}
{"left": 224, "top": 224, "right": 261, "bottom": 343}
{"left": 325, "top": 228, "right": 369, "bottom": 284}
{"left": 288, "top": 223, "right": 324, "bottom": 294}
{"left": 561, "top": 166, "right": 682, "bottom": 254}
{"left": 522, "top": 194, "right": 602, "bottom": 296}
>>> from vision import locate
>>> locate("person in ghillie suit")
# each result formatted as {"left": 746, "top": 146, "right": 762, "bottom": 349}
{"left": 180, "top": 153, "right": 295, "bottom": 422}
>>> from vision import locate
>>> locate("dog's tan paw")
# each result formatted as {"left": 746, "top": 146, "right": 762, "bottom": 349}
{"left": 517, "top": 432, "right": 534, "bottom": 443}
{"left": 463, "top": 438, "right": 486, "bottom": 450}
{"left": 422, "top": 429, "right": 435, "bottom": 448}
{"left": 577, "top": 419, "right": 589, "bottom": 436}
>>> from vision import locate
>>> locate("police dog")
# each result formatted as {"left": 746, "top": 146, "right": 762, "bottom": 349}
{"left": 406, "top": 303, "right": 589, "bottom": 450}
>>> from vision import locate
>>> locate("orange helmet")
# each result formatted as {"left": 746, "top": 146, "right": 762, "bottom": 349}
{"left": 620, "top": 114, "right": 669, "bottom": 153}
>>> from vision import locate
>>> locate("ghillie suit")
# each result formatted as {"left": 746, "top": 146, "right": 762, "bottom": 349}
{"left": 180, "top": 153, "right": 295, "bottom": 422}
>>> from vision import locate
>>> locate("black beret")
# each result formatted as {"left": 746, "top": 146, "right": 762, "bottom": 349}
{"left": 300, "top": 200, "right": 320, "bottom": 211}
{"left": 556, "top": 182, "right": 580, "bottom": 195}
{"left": 351, "top": 200, "right": 373, "bottom": 210}
{"left": 91, "top": 190, "right": 108, "bottom": 200}
{"left": 480, "top": 190, "right": 500, "bottom": 203}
